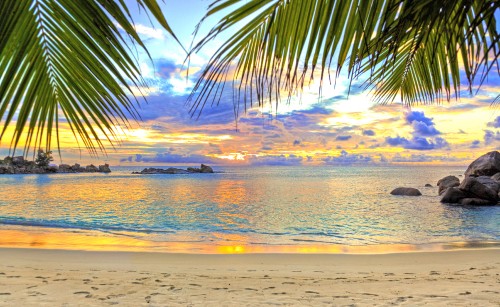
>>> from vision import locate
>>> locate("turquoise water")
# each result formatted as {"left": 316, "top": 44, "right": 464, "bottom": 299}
{"left": 0, "top": 165, "right": 499, "bottom": 252}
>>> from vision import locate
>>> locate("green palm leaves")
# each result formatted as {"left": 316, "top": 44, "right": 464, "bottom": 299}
{"left": 189, "top": 0, "right": 499, "bottom": 116}
{"left": 0, "top": 0, "right": 178, "bottom": 155}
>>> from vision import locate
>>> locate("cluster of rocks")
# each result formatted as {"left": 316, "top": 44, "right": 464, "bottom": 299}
{"left": 0, "top": 156, "right": 111, "bottom": 174}
{"left": 132, "top": 164, "right": 214, "bottom": 175}
{"left": 439, "top": 151, "right": 500, "bottom": 206}
{"left": 57, "top": 163, "right": 111, "bottom": 173}
{"left": 390, "top": 151, "right": 500, "bottom": 206}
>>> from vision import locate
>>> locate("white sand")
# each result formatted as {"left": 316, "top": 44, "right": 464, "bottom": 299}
{"left": 0, "top": 248, "right": 499, "bottom": 306}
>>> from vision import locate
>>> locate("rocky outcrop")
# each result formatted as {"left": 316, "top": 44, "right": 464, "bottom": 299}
{"left": 464, "top": 151, "right": 500, "bottom": 177}
{"left": 133, "top": 164, "right": 214, "bottom": 175}
{"left": 459, "top": 198, "right": 494, "bottom": 206}
{"left": 475, "top": 176, "right": 500, "bottom": 194}
{"left": 390, "top": 187, "right": 422, "bottom": 196}
{"left": 459, "top": 177, "right": 498, "bottom": 202}
{"left": 440, "top": 174, "right": 499, "bottom": 206}
{"left": 437, "top": 175, "right": 460, "bottom": 195}
{"left": 491, "top": 172, "right": 500, "bottom": 182}
{"left": 99, "top": 164, "right": 111, "bottom": 173}
{"left": 440, "top": 187, "right": 468, "bottom": 203}
{"left": 85, "top": 165, "right": 99, "bottom": 172}
{"left": 0, "top": 156, "right": 111, "bottom": 174}
{"left": 133, "top": 167, "right": 189, "bottom": 174}
{"left": 200, "top": 164, "right": 213, "bottom": 173}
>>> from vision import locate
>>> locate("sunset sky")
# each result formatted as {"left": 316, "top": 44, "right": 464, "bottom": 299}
{"left": 1, "top": 0, "right": 499, "bottom": 166}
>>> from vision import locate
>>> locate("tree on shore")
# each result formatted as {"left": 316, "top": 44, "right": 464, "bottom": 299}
{"left": 35, "top": 149, "right": 53, "bottom": 168}
{"left": 1, "top": 0, "right": 499, "bottom": 155}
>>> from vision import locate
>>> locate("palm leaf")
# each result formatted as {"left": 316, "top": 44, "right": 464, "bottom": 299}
{"left": 0, "top": 0, "right": 179, "bottom": 156}
{"left": 188, "top": 0, "right": 500, "bottom": 116}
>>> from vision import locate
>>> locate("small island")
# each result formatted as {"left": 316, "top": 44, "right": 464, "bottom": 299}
{"left": 132, "top": 164, "right": 214, "bottom": 174}
{"left": 0, "top": 150, "right": 111, "bottom": 174}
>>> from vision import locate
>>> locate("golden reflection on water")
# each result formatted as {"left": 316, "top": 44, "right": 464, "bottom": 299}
{"left": 1, "top": 227, "right": 498, "bottom": 254}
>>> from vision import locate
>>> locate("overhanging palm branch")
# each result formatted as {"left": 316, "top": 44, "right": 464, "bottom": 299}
{"left": 0, "top": 0, "right": 179, "bottom": 156}
{"left": 189, "top": 0, "right": 500, "bottom": 118}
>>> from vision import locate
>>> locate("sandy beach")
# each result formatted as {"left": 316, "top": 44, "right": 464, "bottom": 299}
{"left": 0, "top": 248, "right": 498, "bottom": 306}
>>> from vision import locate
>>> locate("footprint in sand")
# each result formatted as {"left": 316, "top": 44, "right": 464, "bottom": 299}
{"left": 74, "top": 291, "right": 90, "bottom": 295}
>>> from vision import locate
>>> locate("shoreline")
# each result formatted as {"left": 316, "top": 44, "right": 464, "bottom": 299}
{"left": 1, "top": 225, "right": 500, "bottom": 255}
{"left": 1, "top": 247, "right": 499, "bottom": 305}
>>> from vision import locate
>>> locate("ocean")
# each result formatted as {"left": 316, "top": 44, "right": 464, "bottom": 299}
{"left": 0, "top": 165, "right": 499, "bottom": 253}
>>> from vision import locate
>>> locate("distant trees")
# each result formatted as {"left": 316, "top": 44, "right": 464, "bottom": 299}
{"left": 35, "top": 150, "right": 53, "bottom": 168}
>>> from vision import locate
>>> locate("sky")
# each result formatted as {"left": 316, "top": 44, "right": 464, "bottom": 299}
{"left": 2, "top": 1, "right": 499, "bottom": 166}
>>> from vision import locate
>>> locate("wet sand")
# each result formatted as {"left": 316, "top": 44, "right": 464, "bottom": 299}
{"left": 0, "top": 248, "right": 499, "bottom": 306}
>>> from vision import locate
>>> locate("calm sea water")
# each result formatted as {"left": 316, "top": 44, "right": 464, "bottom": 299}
{"left": 0, "top": 165, "right": 499, "bottom": 253}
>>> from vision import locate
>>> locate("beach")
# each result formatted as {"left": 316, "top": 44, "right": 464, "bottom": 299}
{"left": 1, "top": 248, "right": 499, "bottom": 306}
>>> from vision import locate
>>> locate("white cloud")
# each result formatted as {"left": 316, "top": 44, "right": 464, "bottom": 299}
{"left": 134, "top": 24, "right": 165, "bottom": 40}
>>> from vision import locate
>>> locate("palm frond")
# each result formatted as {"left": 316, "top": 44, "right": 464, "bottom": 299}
{"left": 0, "top": 0, "right": 179, "bottom": 156}
{"left": 188, "top": 0, "right": 500, "bottom": 116}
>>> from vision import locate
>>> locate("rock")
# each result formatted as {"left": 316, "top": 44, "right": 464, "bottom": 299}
{"left": 46, "top": 165, "right": 58, "bottom": 173}
{"left": 0, "top": 166, "right": 14, "bottom": 174}
{"left": 166, "top": 168, "right": 189, "bottom": 174}
{"left": 459, "top": 198, "right": 497, "bottom": 206}
{"left": 492, "top": 172, "right": 500, "bottom": 182}
{"left": 71, "top": 163, "right": 82, "bottom": 172}
{"left": 200, "top": 164, "right": 214, "bottom": 173}
{"left": 85, "top": 164, "right": 98, "bottom": 172}
{"left": 58, "top": 164, "right": 72, "bottom": 173}
{"left": 12, "top": 156, "right": 25, "bottom": 165}
{"left": 98, "top": 164, "right": 111, "bottom": 173}
{"left": 475, "top": 176, "right": 500, "bottom": 193}
{"left": 0, "top": 157, "right": 111, "bottom": 175}
{"left": 134, "top": 165, "right": 214, "bottom": 175}
{"left": 437, "top": 175, "right": 460, "bottom": 195}
{"left": 136, "top": 167, "right": 188, "bottom": 174}
{"left": 425, "top": 184, "right": 432, "bottom": 187}
{"left": 440, "top": 187, "right": 469, "bottom": 203}
{"left": 459, "top": 177, "right": 498, "bottom": 202}
{"left": 390, "top": 187, "right": 422, "bottom": 196}
{"left": 464, "top": 151, "right": 500, "bottom": 177}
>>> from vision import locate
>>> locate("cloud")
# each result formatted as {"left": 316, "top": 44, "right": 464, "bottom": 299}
{"left": 293, "top": 140, "right": 301, "bottom": 146}
{"left": 362, "top": 129, "right": 375, "bottom": 136}
{"left": 323, "top": 150, "right": 372, "bottom": 165}
{"left": 470, "top": 140, "right": 481, "bottom": 148}
{"left": 487, "top": 116, "right": 500, "bottom": 128}
{"left": 247, "top": 154, "right": 303, "bottom": 166}
{"left": 386, "top": 136, "right": 449, "bottom": 150}
{"left": 405, "top": 111, "right": 433, "bottom": 126}
{"left": 411, "top": 121, "right": 440, "bottom": 136}
{"left": 406, "top": 111, "right": 441, "bottom": 136}
{"left": 134, "top": 24, "right": 165, "bottom": 40}
{"left": 335, "top": 135, "right": 352, "bottom": 141}
{"left": 484, "top": 130, "right": 500, "bottom": 145}
{"left": 386, "top": 110, "right": 447, "bottom": 150}
{"left": 392, "top": 153, "right": 460, "bottom": 163}
{"left": 121, "top": 152, "right": 219, "bottom": 164}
